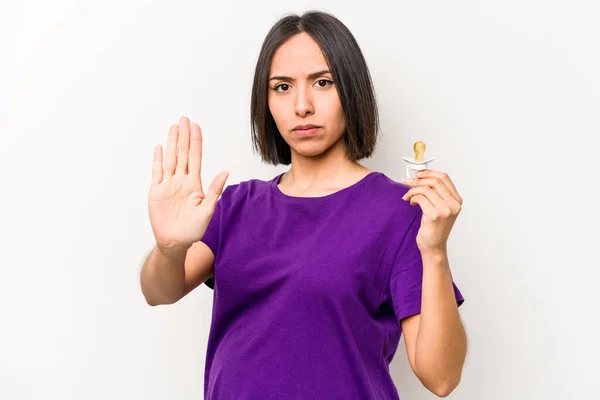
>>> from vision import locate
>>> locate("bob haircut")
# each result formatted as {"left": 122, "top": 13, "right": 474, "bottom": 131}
{"left": 250, "top": 10, "right": 380, "bottom": 166}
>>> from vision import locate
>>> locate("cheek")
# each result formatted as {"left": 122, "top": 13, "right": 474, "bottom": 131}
{"left": 268, "top": 100, "right": 290, "bottom": 136}
{"left": 268, "top": 98, "right": 283, "bottom": 122}
{"left": 327, "top": 95, "right": 346, "bottom": 131}
{"left": 336, "top": 105, "right": 346, "bottom": 126}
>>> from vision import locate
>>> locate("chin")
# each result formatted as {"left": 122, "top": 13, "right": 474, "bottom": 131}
{"left": 291, "top": 143, "right": 335, "bottom": 158}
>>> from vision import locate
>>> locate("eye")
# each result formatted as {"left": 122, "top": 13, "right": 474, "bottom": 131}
{"left": 316, "top": 79, "right": 333, "bottom": 87}
{"left": 274, "top": 83, "right": 290, "bottom": 92}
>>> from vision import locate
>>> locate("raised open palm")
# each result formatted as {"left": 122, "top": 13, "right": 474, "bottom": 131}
{"left": 148, "top": 116, "right": 229, "bottom": 250}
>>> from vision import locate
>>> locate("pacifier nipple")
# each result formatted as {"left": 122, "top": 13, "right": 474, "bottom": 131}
{"left": 413, "top": 141, "right": 426, "bottom": 163}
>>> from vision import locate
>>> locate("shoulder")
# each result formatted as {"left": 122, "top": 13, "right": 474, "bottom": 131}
{"left": 218, "top": 174, "right": 276, "bottom": 205}
{"left": 370, "top": 171, "right": 411, "bottom": 197}
{"left": 369, "top": 172, "right": 415, "bottom": 206}
{"left": 367, "top": 171, "right": 423, "bottom": 224}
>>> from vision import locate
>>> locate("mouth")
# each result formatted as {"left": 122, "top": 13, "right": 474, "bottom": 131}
{"left": 292, "top": 125, "right": 320, "bottom": 136}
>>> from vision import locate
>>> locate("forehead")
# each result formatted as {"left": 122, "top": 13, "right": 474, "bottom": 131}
{"left": 270, "top": 32, "right": 330, "bottom": 76}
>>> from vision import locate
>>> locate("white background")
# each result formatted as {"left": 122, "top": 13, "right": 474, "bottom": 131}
{"left": 1, "top": 0, "right": 599, "bottom": 399}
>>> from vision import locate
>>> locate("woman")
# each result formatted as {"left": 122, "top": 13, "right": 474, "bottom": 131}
{"left": 141, "top": 10, "right": 467, "bottom": 400}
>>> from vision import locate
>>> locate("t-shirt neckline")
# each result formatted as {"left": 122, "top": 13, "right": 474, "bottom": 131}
{"left": 270, "top": 171, "right": 381, "bottom": 202}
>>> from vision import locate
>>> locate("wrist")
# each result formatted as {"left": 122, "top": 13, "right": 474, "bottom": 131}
{"left": 420, "top": 247, "right": 448, "bottom": 263}
{"left": 155, "top": 242, "right": 191, "bottom": 260}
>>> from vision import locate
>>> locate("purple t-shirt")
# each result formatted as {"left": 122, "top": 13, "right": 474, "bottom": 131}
{"left": 200, "top": 171, "right": 464, "bottom": 400}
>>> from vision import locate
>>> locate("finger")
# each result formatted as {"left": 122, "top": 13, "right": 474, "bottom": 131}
{"left": 408, "top": 194, "right": 437, "bottom": 217}
{"left": 203, "top": 171, "right": 230, "bottom": 209}
{"left": 403, "top": 186, "right": 449, "bottom": 211}
{"left": 151, "top": 145, "right": 163, "bottom": 185}
{"left": 164, "top": 124, "right": 179, "bottom": 177}
{"left": 176, "top": 116, "right": 191, "bottom": 174}
{"left": 416, "top": 169, "right": 463, "bottom": 204}
{"left": 404, "top": 177, "right": 455, "bottom": 205}
{"left": 188, "top": 123, "right": 203, "bottom": 182}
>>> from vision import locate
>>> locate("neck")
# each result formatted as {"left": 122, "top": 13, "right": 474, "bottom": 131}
{"left": 281, "top": 138, "right": 369, "bottom": 191}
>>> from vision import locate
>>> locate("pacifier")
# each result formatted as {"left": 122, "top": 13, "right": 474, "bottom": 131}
{"left": 401, "top": 141, "right": 435, "bottom": 179}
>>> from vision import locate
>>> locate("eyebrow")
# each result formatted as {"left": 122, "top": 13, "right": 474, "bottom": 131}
{"left": 269, "top": 69, "right": 332, "bottom": 82}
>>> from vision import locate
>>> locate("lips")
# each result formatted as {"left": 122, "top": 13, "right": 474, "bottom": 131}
{"left": 292, "top": 124, "right": 320, "bottom": 137}
{"left": 293, "top": 126, "right": 319, "bottom": 136}
{"left": 293, "top": 124, "right": 320, "bottom": 131}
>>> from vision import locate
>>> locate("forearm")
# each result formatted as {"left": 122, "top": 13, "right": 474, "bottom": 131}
{"left": 140, "top": 244, "right": 190, "bottom": 306}
{"left": 415, "top": 250, "right": 467, "bottom": 394}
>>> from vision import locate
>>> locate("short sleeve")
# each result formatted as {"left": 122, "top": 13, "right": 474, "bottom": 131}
{"left": 200, "top": 194, "right": 223, "bottom": 290}
{"left": 389, "top": 210, "right": 465, "bottom": 323}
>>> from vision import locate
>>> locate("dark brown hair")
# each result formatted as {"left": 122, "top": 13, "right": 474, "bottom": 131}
{"left": 250, "top": 10, "right": 380, "bottom": 165}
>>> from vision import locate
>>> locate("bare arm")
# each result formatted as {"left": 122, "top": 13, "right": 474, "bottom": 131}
{"left": 141, "top": 116, "right": 227, "bottom": 305}
{"left": 140, "top": 241, "right": 215, "bottom": 306}
{"left": 399, "top": 168, "right": 467, "bottom": 397}
{"left": 401, "top": 251, "right": 467, "bottom": 397}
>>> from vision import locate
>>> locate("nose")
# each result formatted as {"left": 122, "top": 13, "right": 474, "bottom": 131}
{"left": 294, "top": 85, "right": 314, "bottom": 117}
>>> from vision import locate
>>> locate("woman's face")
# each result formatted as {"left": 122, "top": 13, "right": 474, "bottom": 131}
{"left": 268, "top": 32, "right": 347, "bottom": 159}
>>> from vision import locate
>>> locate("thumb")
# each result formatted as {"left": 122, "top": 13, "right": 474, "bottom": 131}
{"left": 203, "top": 171, "right": 230, "bottom": 211}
